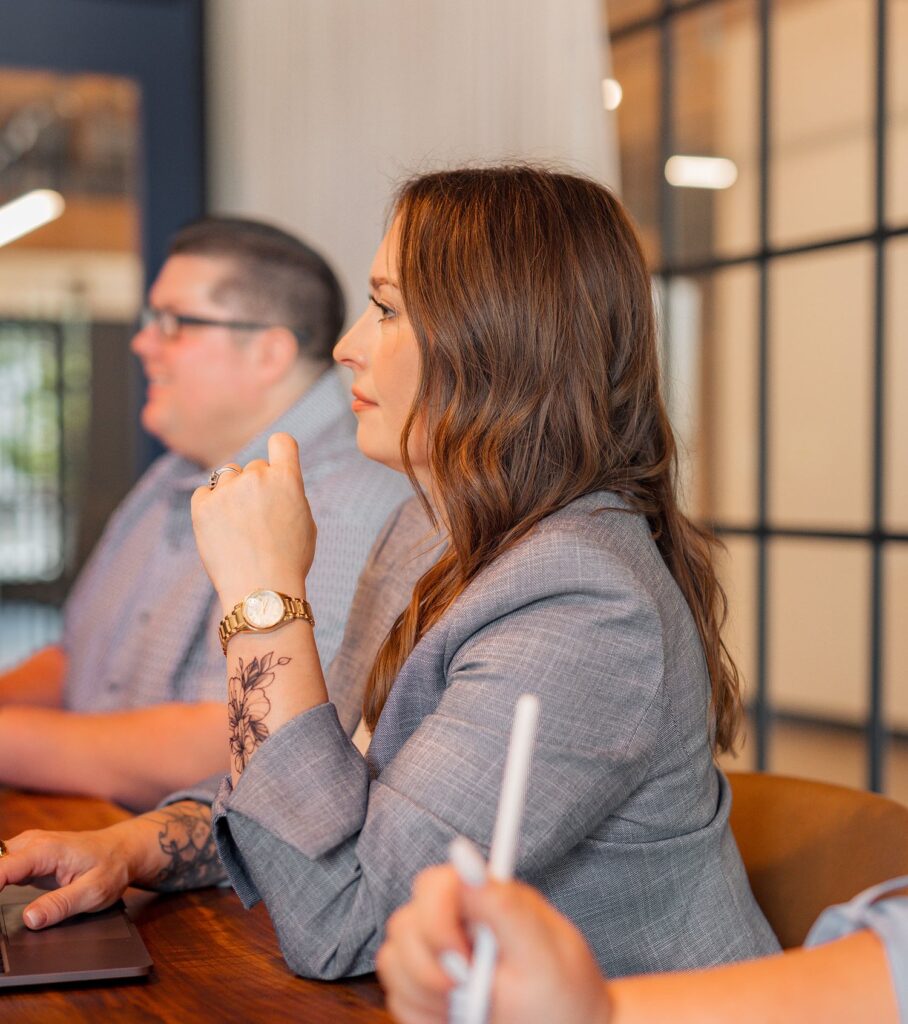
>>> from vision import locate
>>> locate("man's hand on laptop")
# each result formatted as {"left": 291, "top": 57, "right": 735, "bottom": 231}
{"left": 0, "top": 801, "right": 224, "bottom": 929}
{"left": 0, "top": 822, "right": 144, "bottom": 928}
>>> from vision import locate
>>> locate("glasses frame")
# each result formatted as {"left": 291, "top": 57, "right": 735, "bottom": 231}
{"left": 140, "top": 306, "right": 309, "bottom": 345}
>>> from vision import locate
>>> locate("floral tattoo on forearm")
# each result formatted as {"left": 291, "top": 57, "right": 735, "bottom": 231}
{"left": 227, "top": 651, "right": 290, "bottom": 774}
{"left": 149, "top": 801, "right": 225, "bottom": 891}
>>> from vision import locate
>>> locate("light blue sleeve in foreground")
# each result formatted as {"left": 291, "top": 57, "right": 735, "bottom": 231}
{"left": 806, "top": 876, "right": 908, "bottom": 1021}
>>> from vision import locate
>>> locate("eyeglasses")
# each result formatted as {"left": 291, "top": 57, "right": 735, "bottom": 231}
{"left": 139, "top": 306, "right": 309, "bottom": 344}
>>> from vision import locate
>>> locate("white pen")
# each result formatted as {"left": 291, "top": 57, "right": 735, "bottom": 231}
{"left": 448, "top": 693, "right": 540, "bottom": 1024}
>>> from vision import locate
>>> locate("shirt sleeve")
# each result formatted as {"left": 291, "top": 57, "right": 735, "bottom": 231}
{"left": 209, "top": 542, "right": 667, "bottom": 980}
{"left": 805, "top": 876, "right": 908, "bottom": 1020}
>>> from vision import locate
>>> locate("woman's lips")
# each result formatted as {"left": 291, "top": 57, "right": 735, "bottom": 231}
{"left": 351, "top": 389, "right": 377, "bottom": 412}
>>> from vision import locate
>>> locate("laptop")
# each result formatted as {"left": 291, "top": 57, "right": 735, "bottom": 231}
{"left": 0, "top": 884, "right": 152, "bottom": 987}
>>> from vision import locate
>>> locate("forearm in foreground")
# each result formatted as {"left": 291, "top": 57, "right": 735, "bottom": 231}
{"left": 609, "top": 930, "right": 897, "bottom": 1024}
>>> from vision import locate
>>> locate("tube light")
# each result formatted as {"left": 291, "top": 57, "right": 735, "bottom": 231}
{"left": 601, "top": 78, "right": 623, "bottom": 111}
{"left": 664, "top": 156, "right": 738, "bottom": 190}
{"left": 0, "top": 189, "right": 65, "bottom": 248}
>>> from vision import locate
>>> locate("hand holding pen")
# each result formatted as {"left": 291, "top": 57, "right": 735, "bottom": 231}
{"left": 376, "top": 693, "right": 610, "bottom": 1024}
{"left": 449, "top": 693, "right": 540, "bottom": 1024}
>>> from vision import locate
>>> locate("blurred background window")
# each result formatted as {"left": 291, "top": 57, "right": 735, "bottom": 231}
{"left": 0, "top": 0, "right": 204, "bottom": 672}
{"left": 0, "top": 70, "right": 142, "bottom": 665}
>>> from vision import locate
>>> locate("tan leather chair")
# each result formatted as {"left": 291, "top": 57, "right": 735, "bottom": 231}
{"left": 727, "top": 771, "right": 908, "bottom": 948}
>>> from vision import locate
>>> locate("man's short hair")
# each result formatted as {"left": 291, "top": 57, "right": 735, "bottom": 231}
{"left": 168, "top": 216, "right": 345, "bottom": 365}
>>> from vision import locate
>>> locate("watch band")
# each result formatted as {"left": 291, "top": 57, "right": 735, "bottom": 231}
{"left": 218, "top": 592, "right": 315, "bottom": 655}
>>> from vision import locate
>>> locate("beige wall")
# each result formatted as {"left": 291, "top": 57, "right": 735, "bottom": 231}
{"left": 206, "top": 0, "right": 618, "bottom": 321}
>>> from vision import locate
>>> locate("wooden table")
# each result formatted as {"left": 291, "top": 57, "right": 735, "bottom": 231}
{"left": 1, "top": 788, "right": 394, "bottom": 1022}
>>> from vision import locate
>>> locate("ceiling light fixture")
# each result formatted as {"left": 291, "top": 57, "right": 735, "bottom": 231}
{"left": 664, "top": 155, "right": 738, "bottom": 190}
{"left": 0, "top": 189, "right": 65, "bottom": 248}
{"left": 601, "top": 78, "right": 623, "bottom": 111}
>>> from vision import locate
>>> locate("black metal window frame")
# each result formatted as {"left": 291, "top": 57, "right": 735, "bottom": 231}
{"left": 612, "top": 0, "right": 902, "bottom": 790}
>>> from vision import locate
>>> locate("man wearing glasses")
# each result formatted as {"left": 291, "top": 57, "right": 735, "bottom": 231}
{"left": 0, "top": 217, "right": 411, "bottom": 810}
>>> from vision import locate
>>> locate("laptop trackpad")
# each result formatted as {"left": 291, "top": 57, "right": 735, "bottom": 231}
{"left": 2, "top": 902, "right": 133, "bottom": 945}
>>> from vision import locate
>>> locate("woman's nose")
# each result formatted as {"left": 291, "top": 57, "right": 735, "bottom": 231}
{"left": 333, "top": 307, "right": 371, "bottom": 368}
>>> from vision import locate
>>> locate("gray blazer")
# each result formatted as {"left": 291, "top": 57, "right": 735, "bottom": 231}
{"left": 210, "top": 493, "right": 779, "bottom": 979}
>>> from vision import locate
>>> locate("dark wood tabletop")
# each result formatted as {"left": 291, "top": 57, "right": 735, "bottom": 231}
{"left": 0, "top": 788, "right": 394, "bottom": 1023}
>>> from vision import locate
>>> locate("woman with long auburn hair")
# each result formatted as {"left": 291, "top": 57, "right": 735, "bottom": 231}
{"left": 1, "top": 166, "right": 778, "bottom": 981}
{"left": 364, "top": 168, "right": 740, "bottom": 749}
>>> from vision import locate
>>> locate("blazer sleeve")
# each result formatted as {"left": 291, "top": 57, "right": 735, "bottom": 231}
{"left": 210, "top": 534, "right": 666, "bottom": 979}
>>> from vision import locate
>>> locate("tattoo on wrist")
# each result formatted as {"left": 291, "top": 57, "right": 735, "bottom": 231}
{"left": 150, "top": 802, "right": 225, "bottom": 891}
{"left": 227, "top": 651, "right": 291, "bottom": 774}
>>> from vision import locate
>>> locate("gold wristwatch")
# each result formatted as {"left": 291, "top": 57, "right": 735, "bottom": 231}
{"left": 218, "top": 589, "right": 315, "bottom": 655}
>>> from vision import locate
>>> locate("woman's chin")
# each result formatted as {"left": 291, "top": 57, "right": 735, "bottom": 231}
{"left": 354, "top": 434, "right": 405, "bottom": 475}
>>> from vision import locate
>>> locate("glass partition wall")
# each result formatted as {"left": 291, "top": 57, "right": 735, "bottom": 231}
{"left": 608, "top": 0, "right": 908, "bottom": 798}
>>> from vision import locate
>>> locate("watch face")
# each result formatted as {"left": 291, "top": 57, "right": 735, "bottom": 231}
{"left": 243, "top": 589, "right": 284, "bottom": 629}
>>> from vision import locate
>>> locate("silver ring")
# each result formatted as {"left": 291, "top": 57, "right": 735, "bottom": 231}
{"left": 0, "top": 838, "right": 8, "bottom": 858}
{"left": 208, "top": 464, "right": 242, "bottom": 490}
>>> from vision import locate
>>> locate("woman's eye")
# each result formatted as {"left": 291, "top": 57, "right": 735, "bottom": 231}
{"left": 369, "top": 295, "right": 396, "bottom": 322}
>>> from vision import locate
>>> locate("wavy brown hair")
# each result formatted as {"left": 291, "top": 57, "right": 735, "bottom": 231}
{"left": 363, "top": 166, "right": 742, "bottom": 753}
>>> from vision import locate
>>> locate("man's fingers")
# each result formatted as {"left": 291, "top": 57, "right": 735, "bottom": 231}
{"left": 267, "top": 432, "right": 301, "bottom": 474}
{"left": 23, "top": 887, "right": 75, "bottom": 929}
{"left": 0, "top": 831, "right": 129, "bottom": 930}
{"left": 0, "top": 838, "right": 66, "bottom": 889}
{"left": 24, "top": 872, "right": 120, "bottom": 930}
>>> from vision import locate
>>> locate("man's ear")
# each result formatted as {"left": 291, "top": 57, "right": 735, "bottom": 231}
{"left": 251, "top": 325, "right": 300, "bottom": 384}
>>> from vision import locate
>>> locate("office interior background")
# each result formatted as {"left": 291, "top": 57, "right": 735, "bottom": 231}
{"left": 0, "top": 0, "right": 905, "bottom": 799}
